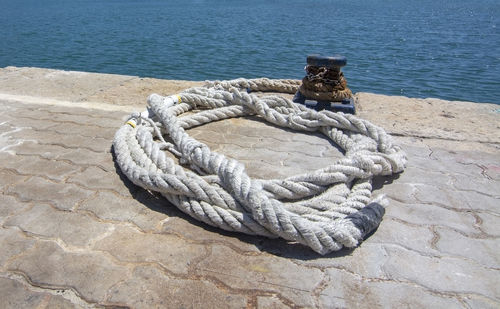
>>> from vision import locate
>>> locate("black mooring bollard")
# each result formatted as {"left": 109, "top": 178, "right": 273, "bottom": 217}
{"left": 293, "top": 54, "right": 355, "bottom": 114}
{"left": 306, "top": 54, "right": 347, "bottom": 68}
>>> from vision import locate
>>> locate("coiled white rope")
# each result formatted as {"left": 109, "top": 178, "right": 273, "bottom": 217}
{"left": 113, "top": 78, "right": 407, "bottom": 255}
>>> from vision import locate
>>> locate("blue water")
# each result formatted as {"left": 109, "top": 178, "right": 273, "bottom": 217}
{"left": 1, "top": 0, "right": 499, "bottom": 103}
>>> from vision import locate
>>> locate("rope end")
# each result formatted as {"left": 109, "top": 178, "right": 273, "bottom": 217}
{"left": 345, "top": 202, "right": 385, "bottom": 238}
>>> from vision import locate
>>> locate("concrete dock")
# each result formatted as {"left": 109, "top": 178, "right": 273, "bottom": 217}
{"left": 0, "top": 66, "right": 498, "bottom": 308}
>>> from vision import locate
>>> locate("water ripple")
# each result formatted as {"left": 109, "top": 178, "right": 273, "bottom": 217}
{"left": 0, "top": 0, "right": 498, "bottom": 104}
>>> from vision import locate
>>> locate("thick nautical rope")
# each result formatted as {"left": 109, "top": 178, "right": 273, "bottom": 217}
{"left": 113, "top": 78, "right": 407, "bottom": 255}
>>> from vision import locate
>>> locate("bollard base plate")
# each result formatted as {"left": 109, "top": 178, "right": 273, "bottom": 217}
{"left": 292, "top": 91, "right": 356, "bottom": 114}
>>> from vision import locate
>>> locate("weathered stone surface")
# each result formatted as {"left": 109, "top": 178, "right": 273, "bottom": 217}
{"left": 429, "top": 147, "right": 497, "bottom": 175}
{"left": 0, "top": 121, "right": 13, "bottom": 134}
{"left": 422, "top": 146, "right": 498, "bottom": 179}
{"left": 94, "top": 225, "right": 206, "bottom": 275}
{"left": 0, "top": 67, "right": 499, "bottom": 307}
{"left": 6, "top": 241, "right": 129, "bottom": 302}
{"left": 67, "top": 166, "right": 133, "bottom": 196}
{"left": 484, "top": 162, "right": 500, "bottom": 181}
{"left": 395, "top": 167, "right": 452, "bottom": 187}
{"left": 159, "top": 216, "right": 263, "bottom": 253}
{"left": 6, "top": 176, "right": 93, "bottom": 210}
{"left": 256, "top": 296, "right": 289, "bottom": 309}
{"left": 5, "top": 107, "right": 53, "bottom": 121}
{"left": 367, "top": 217, "right": 437, "bottom": 255}
{"left": 0, "top": 66, "right": 135, "bottom": 102}
{"left": 0, "top": 228, "right": 36, "bottom": 267}
{"left": 106, "top": 265, "right": 247, "bottom": 309}
{"left": 43, "top": 294, "right": 85, "bottom": 309}
{"left": 7, "top": 127, "right": 111, "bottom": 153}
{"left": 0, "top": 195, "right": 31, "bottom": 222}
{"left": 197, "top": 245, "right": 323, "bottom": 307}
{"left": 4, "top": 203, "right": 112, "bottom": 247}
{"left": 48, "top": 122, "right": 117, "bottom": 140}
{"left": 460, "top": 190, "right": 500, "bottom": 214}
{"left": 83, "top": 76, "right": 204, "bottom": 107}
{"left": 58, "top": 148, "right": 113, "bottom": 171}
{"left": 3, "top": 114, "right": 60, "bottom": 130}
{"left": 463, "top": 295, "right": 500, "bottom": 309}
{"left": 78, "top": 190, "right": 168, "bottom": 232}
{"left": 0, "top": 170, "right": 27, "bottom": 191}
{"left": 412, "top": 183, "right": 470, "bottom": 210}
{"left": 320, "top": 268, "right": 464, "bottom": 308}
{"left": 13, "top": 156, "right": 79, "bottom": 181}
{"left": 36, "top": 103, "right": 131, "bottom": 118}
{"left": 451, "top": 173, "right": 500, "bottom": 197}
{"left": 0, "top": 276, "right": 83, "bottom": 309}
{"left": 476, "top": 212, "right": 500, "bottom": 237}
{"left": 385, "top": 200, "right": 480, "bottom": 235}
{"left": 382, "top": 245, "right": 499, "bottom": 300}
{"left": 379, "top": 183, "right": 417, "bottom": 203}
{"left": 10, "top": 141, "right": 71, "bottom": 160}
{"left": 435, "top": 227, "right": 499, "bottom": 268}
{"left": 296, "top": 243, "right": 389, "bottom": 278}
{"left": 356, "top": 92, "right": 500, "bottom": 143}
{"left": 40, "top": 112, "right": 124, "bottom": 128}
{"left": 0, "top": 153, "right": 25, "bottom": 171}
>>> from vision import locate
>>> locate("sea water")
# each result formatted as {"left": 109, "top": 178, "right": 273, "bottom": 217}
{"left": 1, "top": 0, "right": 499, "bottom": 103}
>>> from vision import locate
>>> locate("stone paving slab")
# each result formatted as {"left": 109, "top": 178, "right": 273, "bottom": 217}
{"left": 0, "top": 66, "right": 203, "bottom": 107}
{"left": 0, "top": 67, "right": 499, "bottom": 308}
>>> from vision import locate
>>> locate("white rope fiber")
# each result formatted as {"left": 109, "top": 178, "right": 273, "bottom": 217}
{"left": 113, "top": 78, "right": 407, "bottom": 255}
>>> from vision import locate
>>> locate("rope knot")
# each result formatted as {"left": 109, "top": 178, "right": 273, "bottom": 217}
{"left": 179, "top": 139, "right": 205, "bottom": 165}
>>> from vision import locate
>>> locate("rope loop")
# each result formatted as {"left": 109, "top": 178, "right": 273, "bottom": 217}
{"left": 113, "top": 78, "right": 407, "bottom": 255}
